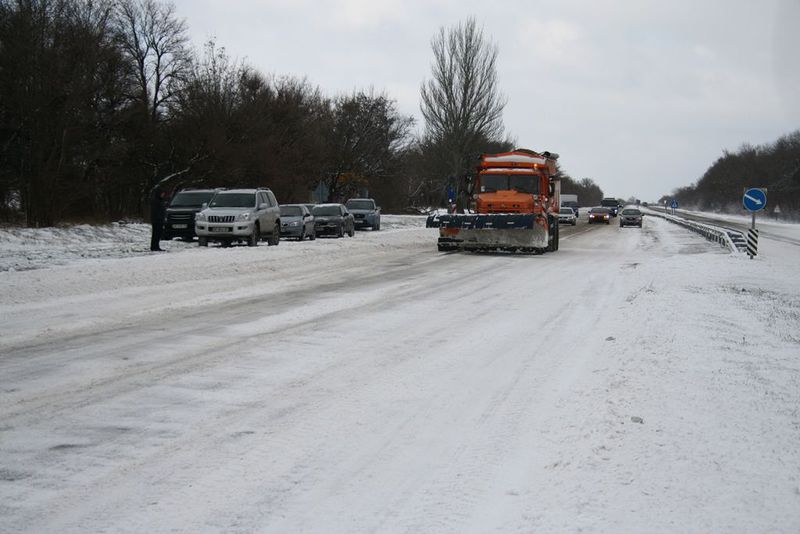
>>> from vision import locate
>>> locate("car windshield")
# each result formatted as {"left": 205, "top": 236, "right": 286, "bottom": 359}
{"left": 312, "top": 205, "right": 341, "bottom": 216}
{"left": 346, "top": 200, "right": 374, "bottom": 210}
{"left": 280, "top": 206, "right": 303, "bottom": 216}
{"left": 622, "top": 209, "right": 641, "bottom": 215}
{"left": 479, "top": 174, "right": 538, "bottom": 194}
{"left": 169, "top": 191, "right": 215, "bottom": 207}
{"left": 209, "top": 193, "right": 256, "bottom": 208}
{"left": 591, "top": 208, "right": 611, "bottom": 214}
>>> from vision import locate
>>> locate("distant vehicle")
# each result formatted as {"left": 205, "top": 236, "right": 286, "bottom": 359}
{"left": 558, "top": 207, "right": 577, "bottom": 226}
{"left": 195, "top": 188, "right": 281, "bottom": 247}
{"left": 588, "top": 207, "right": 611, "bottom": 224}
{"left": 279, "top": 204, "right": 316, "bottom": 240}
{"left": 163, "top": 188, "right": 220, "bottom": 240}
{"left": 619, "top": 207, "right": 643, "bottom": 228}
{"left": 561, "top": 193, "right": 579, "bottom": 216}
{"left": 345, "top": 198, "right": 381, "bottom": 230}
{"left": 312, "top": 203, "right": 355, "bottom": 238}
{"left": 600, "top": 197, "right": 622, "bottom": 216}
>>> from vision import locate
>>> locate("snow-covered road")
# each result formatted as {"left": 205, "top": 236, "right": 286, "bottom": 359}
{"left": 1, "top": 216, "right": 799, "bottom": 532}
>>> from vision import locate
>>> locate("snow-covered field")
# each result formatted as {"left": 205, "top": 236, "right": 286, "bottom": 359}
{"left": 1, "top": 214, "right": 799, "bottom": 532}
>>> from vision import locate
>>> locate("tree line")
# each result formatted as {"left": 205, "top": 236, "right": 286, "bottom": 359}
{"left": 0, "top": 3, "right": 601, "bottom": 226}
{"left": 661, "top": 130, "right": 800, "bottom": 219}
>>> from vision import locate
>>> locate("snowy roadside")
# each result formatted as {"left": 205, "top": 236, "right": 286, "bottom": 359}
{"left": 0, "top": 214, "right": 427, "bottom": 273}
{"left": 1, "top": 214, "right": 799, "bottom": 531}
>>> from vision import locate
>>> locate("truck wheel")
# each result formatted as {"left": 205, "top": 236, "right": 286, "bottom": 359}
{"left": 198, "top": 237, "right": 208, "bottom": 247}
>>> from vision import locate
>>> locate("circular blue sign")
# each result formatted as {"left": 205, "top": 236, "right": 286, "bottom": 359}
{"left": 743, "top": 188, "right": 767, "bottom": 212}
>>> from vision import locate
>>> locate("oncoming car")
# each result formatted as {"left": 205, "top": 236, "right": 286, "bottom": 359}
{"left": 619, "top": 207, "right": 644, "bottom": 228}
{"left": 588, "top": 207, "right": 612, "bottom": 224}
{"left": 558, "top": 207, "right": 577, "bottom": 226}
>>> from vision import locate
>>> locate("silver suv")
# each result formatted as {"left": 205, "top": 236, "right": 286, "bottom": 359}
{"left": 195, "top": 188, "right": 281, "bottom": 247}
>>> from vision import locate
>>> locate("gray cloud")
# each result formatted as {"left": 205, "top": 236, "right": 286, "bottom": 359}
{"left": 172, "top": 0, "right": 799, "bottom": 201}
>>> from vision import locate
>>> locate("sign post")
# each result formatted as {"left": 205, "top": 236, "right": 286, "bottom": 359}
{"left": 670, "top": 199, "right": 678, "bottom": 215}
{"left": 742, "top": 188, "right": 767, "bottom": 259}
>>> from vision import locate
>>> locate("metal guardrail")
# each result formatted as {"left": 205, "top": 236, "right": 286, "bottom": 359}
{"left": 644, "top": 210, "right": 746, "bottom": 254}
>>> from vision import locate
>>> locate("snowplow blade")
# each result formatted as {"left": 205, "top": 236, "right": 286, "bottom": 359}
{"left": 437, "top": 214, "right": 548, "bottom": 252}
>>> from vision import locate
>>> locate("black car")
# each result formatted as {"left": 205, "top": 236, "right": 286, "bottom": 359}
{"left": 163, "top": 188, "right": 221, "bottom": 240}
{"left": 312, "top": 203, "right": 355, "bottom": 238}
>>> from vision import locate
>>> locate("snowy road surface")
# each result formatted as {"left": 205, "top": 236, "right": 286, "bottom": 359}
{"left": 1, "top": 215, "right": 799, "bottom": 532}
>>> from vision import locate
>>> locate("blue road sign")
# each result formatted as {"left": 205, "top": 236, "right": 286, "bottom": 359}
{"left": 447, "top": 185, "right": 455, "bottom": 203}
{"left": 670, "top": 200, "right": 678, "bottom": 209}
{"left": 743, "top": 188, "right": 766, "bottom": 212}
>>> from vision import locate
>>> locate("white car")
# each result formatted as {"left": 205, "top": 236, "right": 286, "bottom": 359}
{"left": 558, "top": 207, "right": 577, "bottom": 226}
{"left": 195, "top": 188, "right": 281, "bottom": 247}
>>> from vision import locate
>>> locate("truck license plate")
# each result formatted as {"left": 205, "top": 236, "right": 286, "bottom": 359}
{"left": 172, "top": 224, "right": 187, "bottom": 229}
{"left": 211, "top": 227, "right": 230, "bottom": 232}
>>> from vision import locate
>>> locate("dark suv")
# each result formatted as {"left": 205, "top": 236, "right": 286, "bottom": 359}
{"left": 163, "top": 188, "right": 220, "bottom": 240}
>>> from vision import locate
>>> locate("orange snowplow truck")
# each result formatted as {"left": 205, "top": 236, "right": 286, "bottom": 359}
{"left": 437, "top": 149, "right": 561, "bottom": 253}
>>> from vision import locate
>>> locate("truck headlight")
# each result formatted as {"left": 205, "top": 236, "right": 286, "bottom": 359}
{"left": 237, "top": 212, "right": 251, "bottom": 221}
{"left": 195, "top": 212, "right": 206, "bottom": 221}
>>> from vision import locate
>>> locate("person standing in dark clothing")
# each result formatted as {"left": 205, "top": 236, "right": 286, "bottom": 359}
{"left": 150, "top": 187, "right": 168, "bottom": 251}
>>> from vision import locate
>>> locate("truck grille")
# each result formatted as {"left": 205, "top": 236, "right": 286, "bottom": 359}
{"left": 209, "top": 215, "right": 235, "bottom": 223}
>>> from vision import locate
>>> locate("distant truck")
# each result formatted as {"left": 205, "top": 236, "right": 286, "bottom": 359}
{"left": 601, "top": 197, "right": 622, "bottom": 216}
{"left": 561, "top": 194, "right": 579, "bottom": 216}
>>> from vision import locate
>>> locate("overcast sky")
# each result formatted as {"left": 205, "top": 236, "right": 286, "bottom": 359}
{"left": 171, "top": 0, "right": 799, "bottom": 202}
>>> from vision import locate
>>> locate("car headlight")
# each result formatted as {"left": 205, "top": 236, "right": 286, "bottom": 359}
{"left": 195, "top": 212, "right": 206, "bottom": 221}
{"left": 237, "top": 212, "right": 251, "bottom": 221}
{"left": 289, "top": 221, "right": 300, "bottom": 227}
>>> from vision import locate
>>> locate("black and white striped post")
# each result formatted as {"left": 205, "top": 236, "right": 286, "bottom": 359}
{"left": 746, "top": 228, "right": 758, "bottom": 258}
{"left": 742, "top": 187, "right": 767, "bottom": 260}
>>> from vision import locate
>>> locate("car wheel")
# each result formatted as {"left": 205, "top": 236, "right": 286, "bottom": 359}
{"left": 248, "top": 224, "right": 260, "bottom": 247}
{"left": 198, "top": 237, "right": 208, "bottom": 247}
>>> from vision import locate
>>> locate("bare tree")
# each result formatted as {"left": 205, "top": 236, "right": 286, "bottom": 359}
{"left": 116, "top": 0, "right": 190, "bottom": 121}
{"left": 420, "top": 17, "right": 506, "bottom": 210}
{"left": 323, "top": 90, "right": 413, "bottom": 202}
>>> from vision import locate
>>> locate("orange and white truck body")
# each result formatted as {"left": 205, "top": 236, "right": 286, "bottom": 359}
{"left": 437, "top": 149, "right": 561, "bottom": 253}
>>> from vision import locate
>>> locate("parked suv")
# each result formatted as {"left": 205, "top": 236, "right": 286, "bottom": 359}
{"left": 345, "top": 198, "right": 381, "bottom": 230}
{"left": 195, "top": 188, "right": 281, "bottom": 247}
{"left": 163, "top": 188, "right": 221, "bottom": 240}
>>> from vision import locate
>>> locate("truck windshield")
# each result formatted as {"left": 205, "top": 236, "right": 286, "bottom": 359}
{"left": 601, "top": 199, "right": 619, "bottom": 207}
{"left": 479, "top": 174, "right": 538, "bottom": 194}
